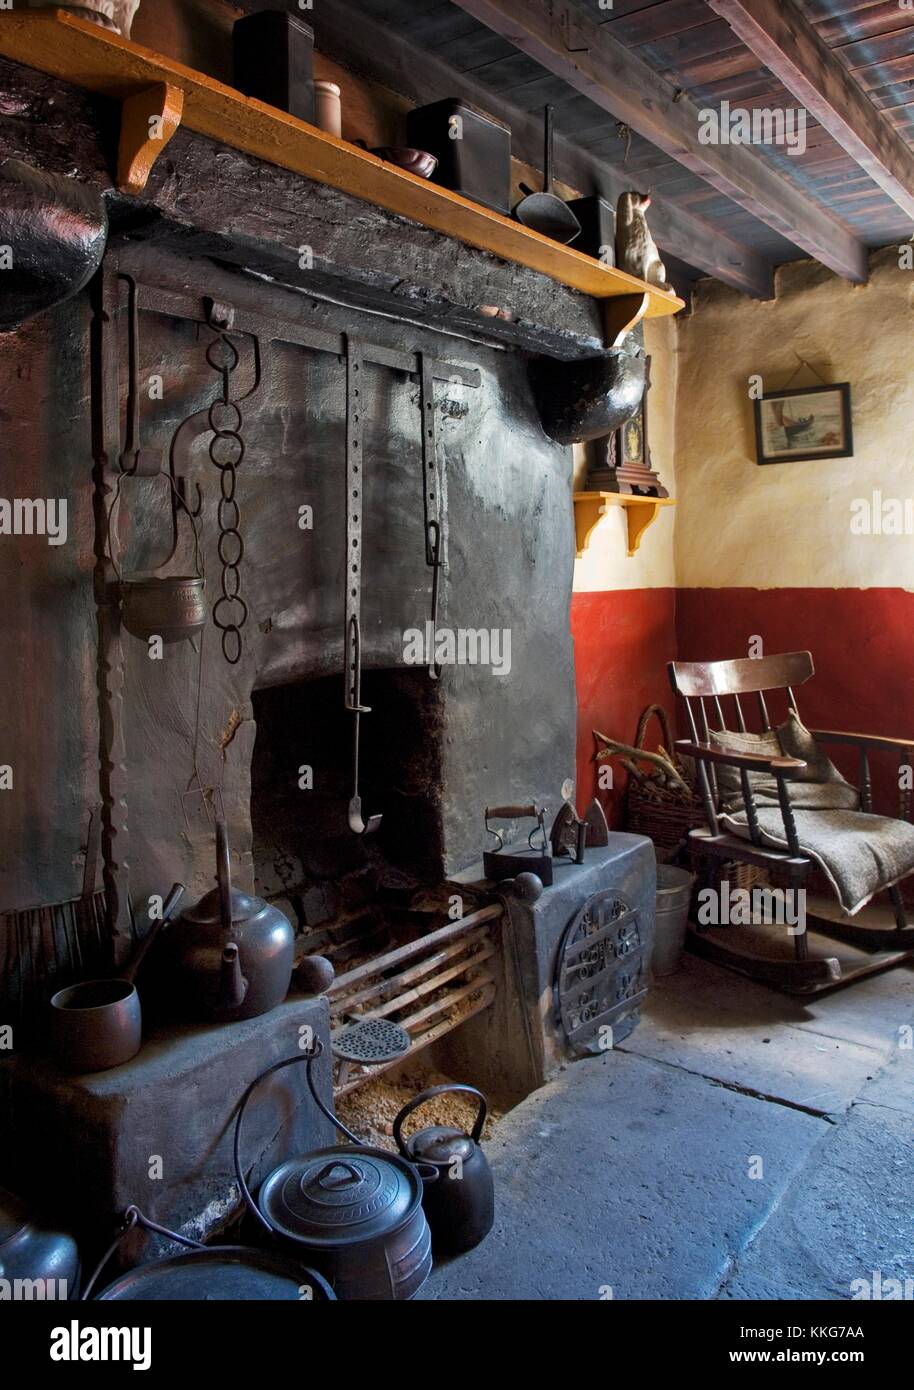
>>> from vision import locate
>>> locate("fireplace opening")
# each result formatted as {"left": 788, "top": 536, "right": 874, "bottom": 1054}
{"left": 251, "top": 667, "right": 447, "bottom": 961}
{"left": 250, "top": 667, "right": 502, "bottom": 1094}
{"left": 251, "top": 667, "right": 446, "bottom": 962}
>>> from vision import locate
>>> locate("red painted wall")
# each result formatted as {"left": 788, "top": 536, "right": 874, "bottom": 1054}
{"left": 675, "top": 587, "right": 914, "bottom": 818}
{"left": 571, "top": 588, "right": 677, "bottom": 826}
{"left": 572, "top": 586, "right": 914, "bottom": 833}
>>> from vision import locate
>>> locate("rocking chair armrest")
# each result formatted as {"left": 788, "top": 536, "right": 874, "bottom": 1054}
{"left": 673, "top": 740, "right": 806, "bottom": 776}
{"left": 809, "top": 729, "right": 914, "bottom": 754}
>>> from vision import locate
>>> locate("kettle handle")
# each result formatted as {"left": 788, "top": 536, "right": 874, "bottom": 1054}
{"left": 392, "top": 1084, "right": 488, "bottom": 1156}
{"left": 216, "top": 818, "right": 233, "bottom": 935}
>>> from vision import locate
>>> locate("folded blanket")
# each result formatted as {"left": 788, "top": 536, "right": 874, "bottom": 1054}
{"left": 711, "top": 713, "right": 914, "bottom": 914}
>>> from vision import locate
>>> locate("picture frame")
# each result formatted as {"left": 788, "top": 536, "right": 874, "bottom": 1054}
{"left": 753, "top": 382, "right": 853, "bottom": 465}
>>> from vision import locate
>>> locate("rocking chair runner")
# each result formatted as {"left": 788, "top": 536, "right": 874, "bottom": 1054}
{"left": 667, "top": 650, "right": 914, "bottom": 994}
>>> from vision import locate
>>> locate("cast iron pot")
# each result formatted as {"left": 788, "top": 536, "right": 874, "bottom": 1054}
{"left": 0, "top": 1187, "right": 80, "bottom": 1300}
{"left": 529, "top": 346, "right": 647, "bottom": 444}
{"left": 234, "top": 1048, "right": 437, "bottom": 1301}
{"left": 393, "top": 1084, "right": 495, "bottom": 1255}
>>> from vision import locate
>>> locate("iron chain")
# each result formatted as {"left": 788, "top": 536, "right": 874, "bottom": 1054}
{"left": 206, "top": 333, "right": 248, "bottom": 664}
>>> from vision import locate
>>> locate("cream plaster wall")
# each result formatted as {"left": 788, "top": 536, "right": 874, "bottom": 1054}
{"left": 674, "top": 249, "right": 914, "bottom": 591}
{"left": 572, "top": 315, "right": 679, "bottom": 593}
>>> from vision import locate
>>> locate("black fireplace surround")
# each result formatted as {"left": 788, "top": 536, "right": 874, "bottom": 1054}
{"left": 0, "top": 50, "right": 656, "bottom": 1267}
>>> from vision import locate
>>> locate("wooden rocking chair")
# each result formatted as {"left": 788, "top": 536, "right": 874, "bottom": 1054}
{"left": 668, "top": 651, "right": 914, "bottom": 994}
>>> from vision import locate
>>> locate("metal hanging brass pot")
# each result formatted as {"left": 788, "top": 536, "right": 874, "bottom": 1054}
{"left": 529, "top": 346, "right": 647, "bottom": 444}
{"left": 108, "top": 469, "right": 207, "bottom": 644}
{"left": 120, "top": 575, "right": 206, "bottom": 643}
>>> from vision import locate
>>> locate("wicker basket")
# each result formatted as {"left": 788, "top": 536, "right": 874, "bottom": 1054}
{"left": 625, "top": 706, "right": 703, "bottom": 860}
{"left": 599, "top": 705, "right": 769, "bottom": 888}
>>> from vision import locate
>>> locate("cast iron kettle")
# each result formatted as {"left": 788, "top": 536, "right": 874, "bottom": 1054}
{"left": 393, "top": 1084, "right": 494, "bottom": 1254}
{"left": 167, "top": 820, "right": 294, "bottom": 1021}
{"left": 234, "top": 1045, "right": 438, "bottom": 1300}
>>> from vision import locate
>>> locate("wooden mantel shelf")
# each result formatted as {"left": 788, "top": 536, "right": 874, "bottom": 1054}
{"left": 0, "top": 10, "right": 684, "bottom": 316}
{"left": 574, "top": 491, "right": 676, "bottom": 559}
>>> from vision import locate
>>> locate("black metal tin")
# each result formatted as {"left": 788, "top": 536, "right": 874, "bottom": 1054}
{"left": 407, "top": 98, "right": 511, "bottom": 214}
{"left": 232, "top": 10, "right": 315, "bottom": 125}
{"left": 565, "top": 196, "right": 616, "bottom": 263}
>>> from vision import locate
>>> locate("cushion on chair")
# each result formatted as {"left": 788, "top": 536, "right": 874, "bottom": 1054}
{"left": 709, "top": 717, "right": 858, "bottom": 812}
{"left": 708, "top": 715, "right": 910, "bottom": 913}
{"left": 777, "top": 710, "right": 850, "bottom": 785}
{"left": 708, "top": 726, "right": 782, "bottom": 803}
{"left": 721, "top": 803, "right": 914, "bottom": 915}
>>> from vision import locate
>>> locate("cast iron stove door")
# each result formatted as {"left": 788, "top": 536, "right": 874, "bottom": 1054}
{"left": 555, "top": 889, "right": 649, "bottom": 1054}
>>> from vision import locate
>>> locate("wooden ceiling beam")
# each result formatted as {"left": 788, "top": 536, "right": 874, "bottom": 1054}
{"left": 708, "top": 0, "right": 914, "bottom": 225}
{"left": 447, "top": 0, "right": 869, "bottom": 282}
{"left": 307, "top": 0, "right": 772, "bottom": 297}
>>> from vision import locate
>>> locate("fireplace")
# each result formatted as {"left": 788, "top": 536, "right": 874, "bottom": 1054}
{"left": 0, "top": 103, "right": 653, "bottom": 1262}
{"left": 249, "top": 667, "right": 447, "bottom": 942}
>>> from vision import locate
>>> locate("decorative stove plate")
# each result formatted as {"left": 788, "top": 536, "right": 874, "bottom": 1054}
{"left": 554, "top": 888, "right": 649, "bottom": 1055}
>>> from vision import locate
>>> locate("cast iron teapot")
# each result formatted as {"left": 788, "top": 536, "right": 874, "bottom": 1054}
{"left": 393, "top": 1084, "right": 494, "bottom": 1254}
{"left": 166, "top": 820, "right": 294, "bottom": 1022}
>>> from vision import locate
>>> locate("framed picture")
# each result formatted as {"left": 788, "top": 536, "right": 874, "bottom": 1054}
{"left": 754, "top": 383, "right": 853, "bottom": 464}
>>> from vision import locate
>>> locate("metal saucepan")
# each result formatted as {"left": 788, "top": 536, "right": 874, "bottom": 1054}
{"left": 514, "top": 106, "right": 580, "bottom": 244}
{"left": 48, "top": 883, "right": 185, "bottom": 1073}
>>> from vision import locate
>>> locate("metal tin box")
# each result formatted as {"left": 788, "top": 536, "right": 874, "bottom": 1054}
{"left": 407, "top": 98, "right": 511, "bottom": 214}
{"left": 233, "top": 10, "right": 315, "bottom": 126}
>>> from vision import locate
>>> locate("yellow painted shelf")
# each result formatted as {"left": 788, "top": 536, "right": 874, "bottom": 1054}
{"left": 574, "top": 492, "right": 676, "bottom": 559}
{"left": 0, "top": 9, "right": 684, "bottom": 316}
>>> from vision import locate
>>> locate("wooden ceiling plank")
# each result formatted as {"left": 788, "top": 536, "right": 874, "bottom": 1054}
{"left": 708, "top": 0, "right": 914, "bottom": 223}
{"left": 817, "top": 3, "right": 914, "bottom": 45}
{"left": 447, "top": 0, "right": 867, "bottom": 280}
{"left": 833, "top": 27, "right": 914, "bottom": 68}
{"left": 610, "top": 0, "right": 720, "bottom": 48}
{"left": 308, "top": 0, "right": 773, "bottom": 297}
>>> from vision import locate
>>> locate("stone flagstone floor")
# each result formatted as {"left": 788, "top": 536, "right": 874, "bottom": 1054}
{"left": 421, "top": 953, "right": 914, "bottom": 1301}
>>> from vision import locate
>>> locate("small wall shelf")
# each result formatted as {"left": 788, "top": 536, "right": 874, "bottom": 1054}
{"left": 574, "top": 492, "right": 676, "bottom": 559}
{"left": 0, "top": 10, "right": 685, "bottom": 316}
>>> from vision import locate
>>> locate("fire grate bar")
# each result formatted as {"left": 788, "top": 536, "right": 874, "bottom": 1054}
{"left": 328, "top": 904, "right": 502, "bottom": 1095}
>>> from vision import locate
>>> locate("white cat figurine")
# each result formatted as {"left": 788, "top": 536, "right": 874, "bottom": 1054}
{"left": 615, "top": 191, "right": 673, "bottom": 293}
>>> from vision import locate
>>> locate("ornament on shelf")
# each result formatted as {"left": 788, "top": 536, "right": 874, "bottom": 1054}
{"left": 28, "top": 2, "right": 141, "bottom": 38}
